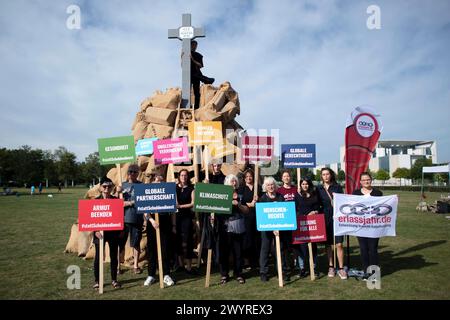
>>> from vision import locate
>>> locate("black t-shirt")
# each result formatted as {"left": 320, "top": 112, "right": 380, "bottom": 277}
{"left": 296, "top": 192, "right": 320, "bottom": 216}
{"left": 191, "top": 51, "right": 203, "bottom": 76}
{"left": 210, "top": 172, "right": 226, "bottom": 185}
{"left": 176, "top": 184, "right": 194, "bottom": 216}
{"left": 238, "top": 185, "right": 262, "bottom": 204}
{"left": 259, "top": 192, "right": 285, "bottom": 203}
{"left": 352, "top": 188, "right": 383, "bottom": 197}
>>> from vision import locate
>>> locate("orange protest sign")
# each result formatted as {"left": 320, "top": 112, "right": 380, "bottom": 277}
{"left": 188, "top": 121, "right": 222, "bottom": 146}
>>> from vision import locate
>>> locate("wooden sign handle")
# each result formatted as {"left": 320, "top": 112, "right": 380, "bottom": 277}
{"left": 254, "top": 163, "right": 259, "bottom": 199}
{"left": 297, "top": 168, "right": 301, "bottom": 189}
{"left": 99, "top": 231, "right": 104, "bottom": 294}
{"left": 205, "top": 212, "right": 215, "bottom": 288}
{"left": 193, "top": 145, "right": 199, "bottom": 183}
{"left": 116, "top": 164, "right": 123, "bottom": 198}
{"left": 308, "top": 242, "right": 316, "bottom": 281}
{"left": 275, "top": 233, "right": 283, "bottom": 287}
{"left": 155, "top": 214, "right": 164, "bottom": 289}
{"left": 204, "top": 145, "right": 210, "bottom": 182}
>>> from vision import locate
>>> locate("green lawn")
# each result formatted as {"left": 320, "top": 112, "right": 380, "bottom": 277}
{"left": 0, "top": 188, "right": 449, "bottom": 300}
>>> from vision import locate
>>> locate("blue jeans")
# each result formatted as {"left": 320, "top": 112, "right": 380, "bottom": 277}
{"left": 293, "top": 243, "right": 317, "bottom": 271}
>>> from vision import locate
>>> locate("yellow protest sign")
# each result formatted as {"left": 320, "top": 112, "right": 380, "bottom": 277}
{"left": 207, "top": 139, "right": 236, "bottom": 159}
{"left": 188, "top": 121, "right": 222, "bottom": 146}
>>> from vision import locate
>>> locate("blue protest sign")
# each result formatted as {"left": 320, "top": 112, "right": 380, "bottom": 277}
{"left": 135, "top": 138, "right": 158, "bottom": 156}
{"left": 256, "top": 202, "right": 297, "bottom": 231}
{"left": 134, "top": 182, "right": 176, "bottom": 213}
{"left": 281, "top": 144, "right": 316, "bottom": 168}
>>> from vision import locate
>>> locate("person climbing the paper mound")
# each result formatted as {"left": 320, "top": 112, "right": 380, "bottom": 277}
{"left": 191, "top": 40, "right": 214, "bottom": 109}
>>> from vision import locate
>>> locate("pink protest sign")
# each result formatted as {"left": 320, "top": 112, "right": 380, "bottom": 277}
{"left": 153, "top": 137, "right": 189, "bottom": 165}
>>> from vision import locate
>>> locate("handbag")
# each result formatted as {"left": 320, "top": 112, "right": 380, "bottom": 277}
{"left": 226, "top": 217, "right": 246, "bottom": 234}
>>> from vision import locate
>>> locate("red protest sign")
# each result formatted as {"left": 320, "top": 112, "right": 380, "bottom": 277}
{"left": 78, "top": 199, "right": 124, "bottom": 231}
{"left": 292, "top": 214, "right": 327, "bottom": 244}
{"left": 240, "top": 136, "right": 274, "bottom": 162}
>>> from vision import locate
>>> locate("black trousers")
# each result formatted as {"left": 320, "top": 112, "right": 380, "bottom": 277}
{"left": 146, "top": 218, "right": 171, "bottom": 277}
{"left": 259, "top": 231, "right": 290, "bottom": 276}
{"left": 357, "top": 237, "right": 380, "bottom": 272}
{"left": 218, "top": 230, "right": 243, "bottom": 278}
{"left": 191, "top": 77, "right": 201, "bottom": 109}
{"left": 243, "top": 212, "right": 260, "bottom": 267}
{"left": 94, "top": 233, "right": 119, "bottom": 282}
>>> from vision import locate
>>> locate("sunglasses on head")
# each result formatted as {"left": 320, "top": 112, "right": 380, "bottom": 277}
{"left": 102, "top": 184, "right": 113, "bottom": 188}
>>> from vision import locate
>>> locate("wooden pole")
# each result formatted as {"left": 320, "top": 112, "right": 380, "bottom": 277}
{"left": 333, "top": 235, "right": 337, "bottom": 271}
{"left": 99, "top": 231, "right": 104, "bottom": 294}
{"left": 204, "top": 146, "right": 210, "bottom": 182}
{"left": 155, "top": 214, "right": 164, "bottom": 288}
{"left": 116, "top": 164, "right": 123, "bottom": 191}
{"left": 193, "top": 145, "right": 199, "bottom": 183}
{"left": 275, "top": 233, "right": 283, "bottom": 287}
{"left": 308, "top": 242, "right": 316, "bottom": 281}
{"left": 116, "top": 164, "right": 123, "bottom": 271}
{"left": 297, "top": 168, "right": 301, "bottom": 189}
{"left": 205, "top": 213, "right": 214, "bottom": 288}
{"left": 254, "top": 162, "right": 259, "bottom": 198}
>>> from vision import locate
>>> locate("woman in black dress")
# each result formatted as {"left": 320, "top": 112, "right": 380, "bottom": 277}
{"left": 175, "top": 169, "right": 196, "bottom": 274}
{"left": 237, "top": 169, "right": 261, "bottom": 269}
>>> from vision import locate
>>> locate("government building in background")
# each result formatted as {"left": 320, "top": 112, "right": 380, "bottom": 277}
{"left": 314, "top": 140, "right": 437, "bottom": 185}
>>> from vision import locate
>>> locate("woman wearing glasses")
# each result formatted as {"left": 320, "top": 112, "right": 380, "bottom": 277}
{"left": 93, "top": 177, "right": 121, "bottom": 289}
{"left": 352, "top": 172, "right": 383, "bottom": 280}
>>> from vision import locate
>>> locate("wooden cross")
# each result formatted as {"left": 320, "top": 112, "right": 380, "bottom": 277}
{"left": 168, "top": 13, "right": 205, "bottom": 108}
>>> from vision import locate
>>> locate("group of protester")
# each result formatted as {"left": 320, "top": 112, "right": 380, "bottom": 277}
{"left": 93, "top": 164, "right": 382, "bottom": 289}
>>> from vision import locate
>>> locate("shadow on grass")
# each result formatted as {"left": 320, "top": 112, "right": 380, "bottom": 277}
{"left": 379, "top": 240, "right": 446, "bottom": 276}
{"left": 380, "top": 252, "right": 438, "bottom": 276}
{"left": 392, "top": 240, "right": 447, "bottom": 257}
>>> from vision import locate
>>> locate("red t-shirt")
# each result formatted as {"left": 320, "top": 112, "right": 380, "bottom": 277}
{"left": 277, "top": 185, "right": 297, "bottom": 202}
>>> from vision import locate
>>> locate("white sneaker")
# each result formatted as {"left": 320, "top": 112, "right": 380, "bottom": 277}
{"left": 338, "top": 269, "right": 348, "bottom": 280}
{"left": 163, "top": 275, "right": 175, "bottom": 287}
{"left": 144, "top": 276, "right": 156, "bottom": 286}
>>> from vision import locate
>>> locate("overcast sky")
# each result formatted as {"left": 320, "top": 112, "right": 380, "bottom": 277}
{"left": 1, "top": 0, "right": 449, "bottom": 165}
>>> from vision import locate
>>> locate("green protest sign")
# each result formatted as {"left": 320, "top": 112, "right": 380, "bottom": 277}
{"left": 98, "top": 136, "right": 136, "bottom": 165}
{"left": 194, "top": 183, "right": 233, "bottom": 214}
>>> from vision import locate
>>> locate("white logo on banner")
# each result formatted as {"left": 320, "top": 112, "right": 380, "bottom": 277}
{"left": 355, "top": 114, "right": 377, "bottom": 138}
{"left": 333, "top": 194, "right": 398, "bottom": 238}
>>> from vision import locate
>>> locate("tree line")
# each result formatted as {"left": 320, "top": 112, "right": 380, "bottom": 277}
{"left": 1, "top": 146, "right": 445, "bottom": 188}
{"left": 0, "top": 146, "right": 113, "bottom": 187}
